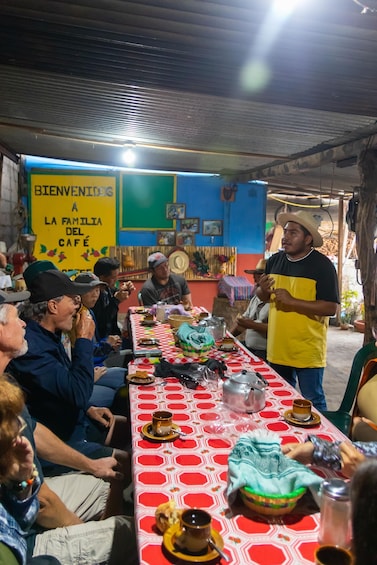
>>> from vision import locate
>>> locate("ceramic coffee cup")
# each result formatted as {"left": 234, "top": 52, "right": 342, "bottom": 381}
{"left": 198, "top": 312, "right": 210, "bottom": 320}
{"left": 175, "top": 508, "right": 212, "bottom": 554}
{"left": 221, "top": 337, "right": 235, "bottom": 351}
{"left": 314, "top": 545, "right": 353, "bottom": 565}
{"left": 152, "top": 410, "right": 173, "bottom": 436}
{"left": 292, "top": 398, "right": 312, "bottom": 421}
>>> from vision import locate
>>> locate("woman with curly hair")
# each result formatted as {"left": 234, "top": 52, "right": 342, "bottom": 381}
{"left": 0, "top": 374, "right": 41, "bottom": 564}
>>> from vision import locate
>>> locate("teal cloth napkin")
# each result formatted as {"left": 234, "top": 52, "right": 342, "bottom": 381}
{"left": 177, "top": 323, "right": 215, "bottom": 350}
{"left": 226, "top": 430, "right": 323, "bottom": 504}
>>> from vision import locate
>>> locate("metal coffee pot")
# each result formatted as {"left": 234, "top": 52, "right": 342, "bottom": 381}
{"left": 222, "top": 369, "right": 267, "bottom": 413}
{"left": 198, "top": 316, "right": 226, "bottom": 342}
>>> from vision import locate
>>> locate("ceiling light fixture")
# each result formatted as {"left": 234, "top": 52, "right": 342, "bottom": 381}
{"left": 122, "top": 143, "right": 136, "bottom": 167}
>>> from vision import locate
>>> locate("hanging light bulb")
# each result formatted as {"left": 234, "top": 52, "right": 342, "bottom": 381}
{"left": 122, "top": 144, "right": 136, "bottom": 167}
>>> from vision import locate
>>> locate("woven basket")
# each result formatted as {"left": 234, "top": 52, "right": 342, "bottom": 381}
{"left": 240, "top": 486, "right": 306, "bottom": 516}
{"left": 179, "top": 341, "right": 213, "bottom": 358}
{"left": 168, "top": 314, "right": 194, "bottom": 329}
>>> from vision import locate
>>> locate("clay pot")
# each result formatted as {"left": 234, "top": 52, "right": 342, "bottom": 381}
{"left": 353, "top": 320, "right": 365, "bottom": 333}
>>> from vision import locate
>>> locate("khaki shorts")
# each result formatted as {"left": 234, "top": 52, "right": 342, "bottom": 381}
{"left": 45, "top": 473, "right": 109, "bottom": 521}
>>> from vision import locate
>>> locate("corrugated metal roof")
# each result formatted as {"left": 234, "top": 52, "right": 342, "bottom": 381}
{"left": 0, "top": 0, "right": 376, "bottom": 195}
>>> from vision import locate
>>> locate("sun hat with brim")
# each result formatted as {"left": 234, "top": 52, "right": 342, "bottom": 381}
{"left": 0, "top": 289, "right": 30, "bottom": 304}
{"left": 244, "top": 258, "right": 267, "bottom": 275}
{"left": 148, "top": 252, "right": 168, "bottom": 270}
{"left": 28, "top": 270, "right": 93, "bottom": 303}
{"left": 277, "top": 210, "right": 323, "bottom": 248}
{"left": 74, "top": 272, "right": 108, "bottom": 288}
{"left": 168, "top": 249, "right": 190, "bottom": 274}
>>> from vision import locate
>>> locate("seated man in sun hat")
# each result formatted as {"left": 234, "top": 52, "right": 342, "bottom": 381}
{"left": 72, "top": 271, "right": 127, "bottom": 409}
{"left": 140, "top": 251, "right": 193, "bottom": 308}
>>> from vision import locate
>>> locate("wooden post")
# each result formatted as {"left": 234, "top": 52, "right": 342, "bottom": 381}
{"left": 356, "top": 148, "right": 377, "bottom": 344}
{"left": 336, "top": 196, "right": 344, "bottom": 325}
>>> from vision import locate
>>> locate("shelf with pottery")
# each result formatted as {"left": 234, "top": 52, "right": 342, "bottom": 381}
{"left": 110, "top": 245, "right": 237, "bottom": 281}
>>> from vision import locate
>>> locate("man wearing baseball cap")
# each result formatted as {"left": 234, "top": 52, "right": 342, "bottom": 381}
{"left": 231, "top": 258, "right": 269, "bottom": 360}
{"left": 257, "top": 210, "right": 340, "bottom": 411}
{"left": 7, "top": 269, "right": 130, "bottom": 475}
{"left": 140, "top": 251, "right": 192, "bottom": 308}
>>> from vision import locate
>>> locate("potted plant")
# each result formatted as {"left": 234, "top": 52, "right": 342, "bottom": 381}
{"left": 340, "top": 289, "right": 359, "bottom": 330}
{"left": 353, "top": 302, "right": 365, "bottom": 333}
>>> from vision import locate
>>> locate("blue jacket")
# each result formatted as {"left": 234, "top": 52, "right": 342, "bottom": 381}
{"left": 90, "top": 309, "right": 114, "bottom": 366}
{"left": 92, "top": 287, "right": 121, "bottom": 339}
{"left": 8, "top": 320, "right": 94, "bottom": 442}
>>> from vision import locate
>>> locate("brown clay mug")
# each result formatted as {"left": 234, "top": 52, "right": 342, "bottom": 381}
{"left": 292, "top": 398, "right": 312, "bottom": 422}
{"left": 152, "top": 410, "right": 173, "bottom": 437}
{"left": 315, "top": 545, "right": 354, "bottom": 565}
{"left": 175, "top": 508, "right": 212, "bottom": 554}
{"left": 221, "top": 337, "right": 235, "bottom": 351}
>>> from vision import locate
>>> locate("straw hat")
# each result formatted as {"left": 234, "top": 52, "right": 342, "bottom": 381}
{"left": 277, "top": 210, "right": 323, "bottom": 247}
{"left": 244, "top": 258, "right": 267, "bottom": 275}
{"left": 168, "top": 249, "right": 190, "bottom": 274}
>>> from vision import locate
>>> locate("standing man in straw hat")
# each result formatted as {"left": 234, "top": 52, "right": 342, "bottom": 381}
{"left": 231, "top": 258, "right": 269, "bottom": 360}
{"left": 257, "top": 210, "right": 339, "bottom": 411}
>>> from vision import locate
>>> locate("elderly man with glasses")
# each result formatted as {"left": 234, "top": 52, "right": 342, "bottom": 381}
{"left": 7, "top": 270, "right": 130, "bottom": 477}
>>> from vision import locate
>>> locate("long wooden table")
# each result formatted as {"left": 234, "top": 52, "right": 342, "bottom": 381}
{"left": 128, "top": 308, "right": 347, "bottom": 565}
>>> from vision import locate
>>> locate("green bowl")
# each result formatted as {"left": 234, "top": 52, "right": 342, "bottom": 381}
{"left": 240, "top": 485, "right": 306, "bottom": 516}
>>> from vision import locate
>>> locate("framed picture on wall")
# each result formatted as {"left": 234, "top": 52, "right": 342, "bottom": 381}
{"left": 180, "top": 218, "right": 199, "bottom": 233}
{"left": 156, "top": 230, "right": 176, "bottom": 245}
{"left": 202, "top": 220, "right": 223, "bottom": 236}
{"left": 166, "top": 203, "right": 186, "bottom": 220}
{"left": 176, "top": 232, "right": 195, "bottom": 246}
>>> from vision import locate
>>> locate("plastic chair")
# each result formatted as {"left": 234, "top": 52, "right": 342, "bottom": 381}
{"left": 322, "top": 340, "right": 377, "bottom": 436}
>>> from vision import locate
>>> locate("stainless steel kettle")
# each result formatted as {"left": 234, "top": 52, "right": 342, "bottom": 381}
{"left": 222, "top": 369, "right": 267, "bottom": 413}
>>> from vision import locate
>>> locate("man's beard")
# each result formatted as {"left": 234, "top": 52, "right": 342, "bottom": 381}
{"left": 13, "top": 339, "right": 28, "bottom": 358}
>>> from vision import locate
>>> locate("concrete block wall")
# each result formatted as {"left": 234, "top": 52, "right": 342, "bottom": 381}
{"left": 0, "top": 156, "right": 19, "bottom": 250}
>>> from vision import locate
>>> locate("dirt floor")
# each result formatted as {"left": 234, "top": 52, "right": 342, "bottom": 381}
{"left": 323, "top": 325, "right": 365, "bottom": 411}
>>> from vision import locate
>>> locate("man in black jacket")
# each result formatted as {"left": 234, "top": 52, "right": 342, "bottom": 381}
{"left": 92, "top": 257, "right": 135, "bottom": 339}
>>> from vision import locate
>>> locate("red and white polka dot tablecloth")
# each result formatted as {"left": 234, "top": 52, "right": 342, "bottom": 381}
{"left": 128, "top": 310, "right": 347, "bottom": 565}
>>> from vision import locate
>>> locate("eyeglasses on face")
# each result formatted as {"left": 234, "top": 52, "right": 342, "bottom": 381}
{"left": 66, "top": 295, "right": 82, "bottom": 305}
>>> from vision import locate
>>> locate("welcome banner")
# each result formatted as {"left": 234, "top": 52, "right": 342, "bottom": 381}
{"left": 30, "top": 171, "right": 117, "bottom": 272}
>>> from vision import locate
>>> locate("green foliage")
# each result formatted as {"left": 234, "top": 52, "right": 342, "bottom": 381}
{"left": 341, "top": 289, "right": 359, "bottom": 324}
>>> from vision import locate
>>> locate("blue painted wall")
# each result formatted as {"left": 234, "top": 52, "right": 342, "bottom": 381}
{"left": 25, "top": 157, "right": 266, "bottom": 253}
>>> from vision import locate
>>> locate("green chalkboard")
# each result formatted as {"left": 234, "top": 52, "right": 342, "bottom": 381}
{"left": 120, "top": 173, "right": 176, "bottom": 230}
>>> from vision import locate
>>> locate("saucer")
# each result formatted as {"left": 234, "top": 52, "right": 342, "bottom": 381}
{"left": 141, "top": 320, "right": 157, "bottom": 327}
{"left": 138, "top": 338, "right": 160, "bottom": 346}
{"left": 134, "top": 308, "right": 149, "bottom": 315}
{"left": 127, "top": 375, "right": 155, "bottom": 385}
{"left": 142, "top": 423, "right": 180, "bottom": 442}
{"left": 283, "top": 409, "right": 321, "bottom": 427}
{"left": 163, "top": 524, "right": 224, "bottom": 563}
